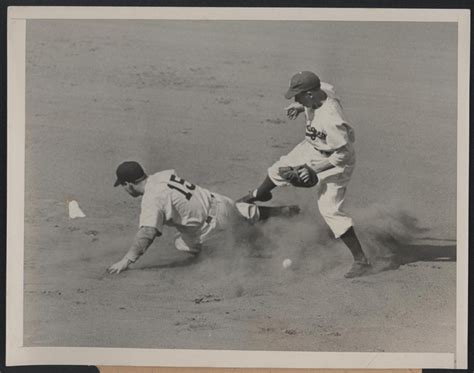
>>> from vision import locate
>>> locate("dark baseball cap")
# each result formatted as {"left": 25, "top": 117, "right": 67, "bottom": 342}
{"left": 284, "top": 71, "right": 321, "bottom": 99}
{"left": 114, "top": 161, "right": 145, "bottom": 187}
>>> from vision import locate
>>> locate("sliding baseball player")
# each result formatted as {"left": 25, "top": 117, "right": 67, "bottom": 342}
{"left": 108, "top": 161, "right": 299, "bottom": 274}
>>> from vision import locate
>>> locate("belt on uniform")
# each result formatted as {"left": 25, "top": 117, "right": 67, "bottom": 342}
{"left": 205, "top": 194, "right": 216, "bottom": 224}
{"left": 314, "top": 147, "right": 333, "bottom": 156}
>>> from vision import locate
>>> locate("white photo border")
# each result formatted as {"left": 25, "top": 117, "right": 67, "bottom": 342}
{"left": 6, "top": 6, "right": 470, "bottom": 369}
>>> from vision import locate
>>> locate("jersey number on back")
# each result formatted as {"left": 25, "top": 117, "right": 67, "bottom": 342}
{"left": 167, "top": 175, "right": 196, "bottom": 200}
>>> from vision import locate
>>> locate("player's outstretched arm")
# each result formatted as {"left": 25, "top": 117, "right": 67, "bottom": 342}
{"left": 108, "top": 226, "right": 160, "bottom": 274}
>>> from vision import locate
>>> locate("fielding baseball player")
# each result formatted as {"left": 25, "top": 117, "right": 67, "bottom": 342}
{"left": 108, "top": 161, "right": 299, "bottom": 274}
{"left": 238, "top": 71, "right": 371, "bottom": 278}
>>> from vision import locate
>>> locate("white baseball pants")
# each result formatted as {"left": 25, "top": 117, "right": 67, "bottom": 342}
{"left": 174, "top": 194, "right": 259, "bottom": 253}
{"left": 268, "top": 140, "right": 355, "bottom": 238}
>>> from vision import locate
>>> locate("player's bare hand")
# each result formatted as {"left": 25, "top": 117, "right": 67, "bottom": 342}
{"left": 107, "top": 258, "right": 130, "bottom": 274}
{"left": 285, "top": 103, "right": 304, "bottom": 120}
{"left": 297, "top": 166, "right": 310, "bottom": 183}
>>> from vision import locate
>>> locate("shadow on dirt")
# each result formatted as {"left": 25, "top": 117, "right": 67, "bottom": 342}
{"left": 372, "top": 237, "right": 456, "bottom": 273}
{"left": 142, "top": 254, "right": 201, "bottom": 269}
{"left": 394, "top": 242, "right": 456, "bottom": 264}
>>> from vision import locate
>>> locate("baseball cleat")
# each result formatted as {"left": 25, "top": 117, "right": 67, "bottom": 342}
{"left": 344, "top": 261, "right": 372, "bottom": 278}
{"left": 237, "top": 189, "right": 273, "bottom": 204}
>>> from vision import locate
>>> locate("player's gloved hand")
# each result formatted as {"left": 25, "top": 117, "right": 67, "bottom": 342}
{"left": 107, "top": 258, "right": 131, "bottom": 274}
{"left": 278, "top": 164, "right": 319, "bottom": 188}
{"left": 297, "top": 166, "right": 311, "bottom": 183}
{"left": 285, "top": 103, "right": 305, "bottom": 120}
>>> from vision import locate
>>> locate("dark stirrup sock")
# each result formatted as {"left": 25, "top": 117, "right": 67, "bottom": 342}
{"left": 340, "top": 226, "right": 368, "bottom": 263}
{"left": 254, "top": 175, "right": 277, "bottom": 199}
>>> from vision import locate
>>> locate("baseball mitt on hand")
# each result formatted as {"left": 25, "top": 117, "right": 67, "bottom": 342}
{"left": 278, "top": 164, "right": 319, "bottom": 188}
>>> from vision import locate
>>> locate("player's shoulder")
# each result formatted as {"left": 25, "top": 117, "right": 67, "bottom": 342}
{"left": 143, "top": 170, "right": 176, "bottom": 198}
{"left": 323, "top": 96, "right": 346, "bottom": 117}
{"left": 146, "top": 170, "right": 176, "bottom": 187}
{"left": 324, "top": 95, "right": 341, "bottom": 108}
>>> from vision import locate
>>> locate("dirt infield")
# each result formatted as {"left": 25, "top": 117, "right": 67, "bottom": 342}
{"left": 23, "top": 20, "right": 457, "bottom": 352}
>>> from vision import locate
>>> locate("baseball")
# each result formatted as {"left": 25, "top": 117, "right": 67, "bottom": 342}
{"left": 282, "top": 258, "right": 292, "bottom": 269}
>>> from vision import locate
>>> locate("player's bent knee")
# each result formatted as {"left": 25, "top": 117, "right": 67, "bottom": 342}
{"left": 267, "top": 167, "right": 290, "bottom": 186}
{"left": 322, "top": 215, "right": 354, "bottom": 239}
{"left": 318, "top": 205, "right": 339, "bottom": 219}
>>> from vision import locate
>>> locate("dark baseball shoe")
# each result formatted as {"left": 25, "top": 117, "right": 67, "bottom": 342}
{"left": 344, "top": 260, "right": 372, "bottom": 278}
{"left": 237, "top": 189, "right": 273, "bottom": 204}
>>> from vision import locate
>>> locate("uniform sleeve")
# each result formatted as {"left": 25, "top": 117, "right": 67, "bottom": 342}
{"left": 325, "top": 121, "right": 351, "bottom": 150}
{"left": 328, "top": 145, "right": 352, "bottom": 167}
{"left": 123, "top": 226, "right": 160, "bottom": 263}
{"left": 324, "top": 99, "right": 354, "bottom": 150}
{"left": 139, "top": 193, "right": 166, "bottom": 234}
{"left": 326, "top": 101, "right": 354, "bottom": 167}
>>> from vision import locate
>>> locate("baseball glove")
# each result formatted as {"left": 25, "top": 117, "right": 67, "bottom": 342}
{"left": 278, "top": 164, "right": 319, "bottom": 188}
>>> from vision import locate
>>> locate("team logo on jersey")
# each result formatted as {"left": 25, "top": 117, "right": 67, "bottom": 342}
{"left": 305, "top": 125, "right": 327, "bottom": 141}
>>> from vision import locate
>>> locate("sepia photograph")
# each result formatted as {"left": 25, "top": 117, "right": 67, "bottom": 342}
{"left": 6, "top": 7, "right": 470, "bottom": 369}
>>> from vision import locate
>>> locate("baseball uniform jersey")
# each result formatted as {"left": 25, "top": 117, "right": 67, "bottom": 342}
{"left": 139, "top": 170, "right": 258, "bottom": 253}
{"left": 268, "top": 82, "right": 356, "bottom": 238}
